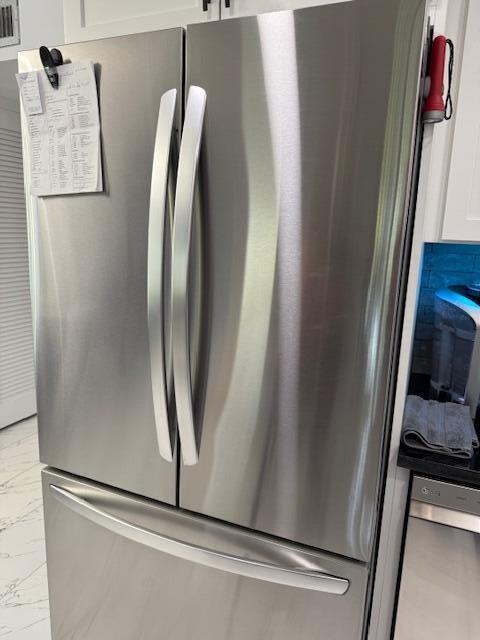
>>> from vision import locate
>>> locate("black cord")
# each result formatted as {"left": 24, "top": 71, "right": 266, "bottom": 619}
{"left": 445, "top": 38, "right": 454, "bottom": 120}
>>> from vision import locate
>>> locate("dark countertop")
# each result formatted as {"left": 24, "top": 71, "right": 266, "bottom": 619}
{"left": 397, "top": 443, "right": 480, "bottom": 488}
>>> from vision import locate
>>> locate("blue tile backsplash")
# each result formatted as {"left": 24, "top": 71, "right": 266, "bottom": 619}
{"left": 412, "top": 243, "right": 480, "bottom": 375}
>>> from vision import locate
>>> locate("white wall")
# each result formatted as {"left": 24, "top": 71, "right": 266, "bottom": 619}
{"left": 0, "top": 0, "right": 64, "bottom": 62}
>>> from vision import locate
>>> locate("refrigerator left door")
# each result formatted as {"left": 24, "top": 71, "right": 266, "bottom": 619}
{"left": 18, "top": 29, "right": 183, "bottom": 504}
{"left": 42, "top": 467, "right": 368, "bottom": 640}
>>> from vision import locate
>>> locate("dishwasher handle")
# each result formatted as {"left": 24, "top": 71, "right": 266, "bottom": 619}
{"left": 411, "top": 500, "right": 480, "bottom": 534}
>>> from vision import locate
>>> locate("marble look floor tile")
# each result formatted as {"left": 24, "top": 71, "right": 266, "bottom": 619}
{"left": 0, "top": 617, "right": 51, "bottom": 640}
{"left": 0, "top": 464, "right": 43, "bottom": 531}
{"left": 0, "top": 418, "right": 37, "bottom": 452}
{"left": 0, "top": 435, "right": 40, "bottom": 486}
{"left": 0, "top": 506, "right": 46, "bottom": 602}
{"left": 2, "top": 562, "right": 49, "bottom": 608}
{"left": 0, "top": 564, "right": 49, "bottom": 639}
{"left": 0, "top": 417, "right": 50, "bottom": 639}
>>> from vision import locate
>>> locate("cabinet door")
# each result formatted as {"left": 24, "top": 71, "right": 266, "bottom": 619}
{"left": 63, "top": 0, "right": 220, "bottom": 43}
{"left": 441, "top": 0, "right": 480, "bottom": 241}
{"left": 221, "top": 0, "right": 351, "bottom": 20}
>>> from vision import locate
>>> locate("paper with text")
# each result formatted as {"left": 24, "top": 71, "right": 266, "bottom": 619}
{"left": 17, "top": 61, "right": 103, "bottom": 196}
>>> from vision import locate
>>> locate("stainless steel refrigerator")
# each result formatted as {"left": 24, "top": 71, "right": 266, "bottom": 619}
{"left": 19, "top": 1, "right": 426, "bottom": 638}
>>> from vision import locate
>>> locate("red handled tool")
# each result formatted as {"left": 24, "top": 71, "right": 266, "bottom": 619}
{"left": 422, "top": 35, "right": 454, "bottom": 124}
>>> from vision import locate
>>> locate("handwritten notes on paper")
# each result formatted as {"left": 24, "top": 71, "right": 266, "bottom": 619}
{"left": 17, "top": 61, "right": 102, "bottom": 196}
{"left": 17, "top": 72, "right": 43, "bottom": 116}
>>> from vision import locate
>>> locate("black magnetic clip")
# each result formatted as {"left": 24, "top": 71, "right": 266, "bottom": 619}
{"left": 39, "top": 46, "right": 64, "bottom": 90}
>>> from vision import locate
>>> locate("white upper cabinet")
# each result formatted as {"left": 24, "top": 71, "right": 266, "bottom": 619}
{"left": 62, "top": 1, "right": 351, "bottom": 42}
{"left": 63, "top": 0, "right": 220, "bottom": 43}
{"left": 221, "top": 0, "right": 351, "bottom": 19}
{"left": 440, "top": 0, "right": 480, "bottom": 241}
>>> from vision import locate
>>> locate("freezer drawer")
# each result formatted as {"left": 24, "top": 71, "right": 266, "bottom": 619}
{"left": 42, "top": 468, "right": 368, "bottom": 640}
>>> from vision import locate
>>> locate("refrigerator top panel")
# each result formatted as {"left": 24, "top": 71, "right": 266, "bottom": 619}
{"left": 18, "top": 29, "right": 183, "bottom": 504}
{"left": 180, "top": 0, "right": 425, "bottom": 562}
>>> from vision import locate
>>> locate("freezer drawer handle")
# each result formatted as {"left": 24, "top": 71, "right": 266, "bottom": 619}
{"left": 50, "top": 484, "right": 350, "bottom": 595}
{"left": 171, "top": 86, "right": 207, "bottom": 466}
{"left": 147, "top": 88, "right": 177, "bottom": 462}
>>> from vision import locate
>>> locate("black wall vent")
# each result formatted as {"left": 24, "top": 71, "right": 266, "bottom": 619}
{"left": 0, "top": 1, "right": 19, "bottom": 47}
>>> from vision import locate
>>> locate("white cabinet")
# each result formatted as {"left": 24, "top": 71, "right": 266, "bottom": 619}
{"left": 63, "top": 0, "right": 350, "bottom": 42}
{"left": 221, "top": 0, "right": 350, "bottom": 19}
{"left": 63, "top": 0, "right": 220, "bottom": 43}
{"left": 415, "top": 0, "right": 480, "bottom": 243}
{"left": 440, "top": 0, "right": 480, "bottom": 241}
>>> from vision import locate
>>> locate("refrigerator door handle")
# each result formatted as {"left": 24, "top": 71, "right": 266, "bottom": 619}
{"left": 50, "top": 484, "right": 350, "bottom": 595}
{"left": 147, "top": 88, "right": 177, "bottom": 462}
{"left": 171, "top": 86, "right": 207, "bottom": 466}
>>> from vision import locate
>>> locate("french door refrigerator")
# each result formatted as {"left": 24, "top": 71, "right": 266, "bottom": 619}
{"left": 18, "top": 1, "right": 426, "bottom": 638}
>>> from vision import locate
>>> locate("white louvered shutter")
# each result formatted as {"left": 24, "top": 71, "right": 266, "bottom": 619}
{"left": 0, "top": 125, "right": 36, "bottom": 428}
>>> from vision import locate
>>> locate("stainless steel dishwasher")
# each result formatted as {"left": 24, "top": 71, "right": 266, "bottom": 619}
{"left": 395, "top": 476, "right": 480, "bottom": 640}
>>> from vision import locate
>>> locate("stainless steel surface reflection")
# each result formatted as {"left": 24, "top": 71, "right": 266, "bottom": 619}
{"left": 43, "top": 468, "right": 368, "bottom": 640}
{"left": 181, "top": 0, "right": 425, "bottom": 561}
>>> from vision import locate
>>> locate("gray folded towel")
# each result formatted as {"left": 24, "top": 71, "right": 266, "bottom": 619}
{"left": 402, "top": 395, "right": 479, "bottom": 459}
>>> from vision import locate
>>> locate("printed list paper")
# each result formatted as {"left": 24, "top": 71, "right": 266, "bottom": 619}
{"left": 17, "top": 60, "right": 102, "bottom": 196}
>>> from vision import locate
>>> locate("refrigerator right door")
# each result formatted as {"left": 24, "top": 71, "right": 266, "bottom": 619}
{"left": 179, "top": 0, "right": 425, "bottom": 561}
